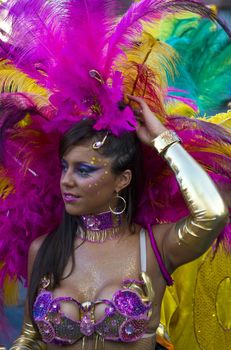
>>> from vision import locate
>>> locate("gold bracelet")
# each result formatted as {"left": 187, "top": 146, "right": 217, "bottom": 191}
{"left": 10, "top": 322, "right": 46, "bottom": 350}
{"left": 151, "top": 130, "right": 181, "bottom": 155}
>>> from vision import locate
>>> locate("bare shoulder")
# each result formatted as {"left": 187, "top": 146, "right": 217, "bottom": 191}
{"left": 28, "top": 234, "right": 48, "bottom": 280}
{"left": 29, "top": 234, "right": 47, "bottom": 262}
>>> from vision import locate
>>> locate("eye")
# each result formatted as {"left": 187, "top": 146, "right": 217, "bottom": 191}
{"left": 61, "top": 160, "right": 68, "bottom": 173}
{"left": 75, "top": 164, "right": 100, "bottom": 178}
{"left": 77, "top": 166, "right": 90, "bottom": 177}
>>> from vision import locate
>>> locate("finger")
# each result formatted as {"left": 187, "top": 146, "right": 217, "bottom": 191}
{"left": 127, "top": 95, "right": 149, "bottom": 110}
{"left": 133, "top": 107, "right": 143, "bottom": 117}
{"left": 127, "top": 94, "right": 145, "bottom": 106}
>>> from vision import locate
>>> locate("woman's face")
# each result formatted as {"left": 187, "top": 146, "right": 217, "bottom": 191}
{"left": 60, "top": 142, "right": 129, "bottom": 216}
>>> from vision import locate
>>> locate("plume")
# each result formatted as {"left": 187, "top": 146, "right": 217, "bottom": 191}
{"left": 163, "top": 17, "right": 231, "bottom": 115}
{"left": 105, "top": 0, "right": 230, "bottom": 73}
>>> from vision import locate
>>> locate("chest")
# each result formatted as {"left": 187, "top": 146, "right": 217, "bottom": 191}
{"left": 34, "top": 236, "right": 153, "bottom": 342}
{"left": 33, "top": 233, "right": 167, "bottom": 346}
{"left": 56, "top": 235, "right": 143, "bottom": 302}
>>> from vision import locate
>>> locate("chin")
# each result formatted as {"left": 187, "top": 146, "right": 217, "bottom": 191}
{"left": 64, "top": 204, "right": 92, "bottom": 216}
{"left": 64, "top": 204, "right": 83, "bottom": 216}
{"left": 64, "top": 201, "right": 110, "bottom": 216}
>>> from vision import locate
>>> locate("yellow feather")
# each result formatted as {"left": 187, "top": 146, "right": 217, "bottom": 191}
{"left": 166, "top": 101, "right": 197, "bottom": 118}
{"left": 198, "top": 110, "right": 231, "bottom": 130}
{"left": 116, "top": 31, "right": 177, "bottom": 116}
{"left": 0, "top": 168, "right": 14, "bottom": 200}
{"left": 119, "top": 31, "right": 176, "bottom": 88}
{"left": 16, "top": 113, "right": 32, "bottom": 128}
{"left": 3, "top": 275, "right": 19, "bottom": 306}
{"left": 0, "top": 59, "right": 50, "bottom": 109}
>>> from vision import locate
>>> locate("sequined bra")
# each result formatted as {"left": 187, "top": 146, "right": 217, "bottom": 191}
{"left": 33, "top": 230, "right": 155, "bottom": 345}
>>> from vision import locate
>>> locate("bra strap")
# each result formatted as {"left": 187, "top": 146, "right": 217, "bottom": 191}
{"left": 139, "top": 228, "right": 147, "bottom": 272}
{"left": 147, "top": 224, "right": 174, "bottom": 286}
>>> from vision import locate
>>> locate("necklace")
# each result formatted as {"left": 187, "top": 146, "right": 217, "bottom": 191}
{"left": 79, "top": 211, "right": 123, "bottom": 243}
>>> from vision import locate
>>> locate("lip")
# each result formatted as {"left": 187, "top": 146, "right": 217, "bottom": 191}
{"left": 63, "top": 193, "right": 81, "bottom": 203}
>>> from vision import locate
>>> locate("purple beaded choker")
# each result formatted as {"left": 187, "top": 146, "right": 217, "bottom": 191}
{"left": 79, "top": 211, "right": 123, "bottom": 243}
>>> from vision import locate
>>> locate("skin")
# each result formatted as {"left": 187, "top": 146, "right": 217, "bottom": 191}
{"left": 60, "top": 143, "right": 132, "bottom": 216}
{"left": 24, "top": 97, "right": 208, "bottom": 349}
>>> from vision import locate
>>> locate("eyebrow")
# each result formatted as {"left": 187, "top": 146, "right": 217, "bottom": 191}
{"left": 61, "top": 159, "right": 101, "bottom": 169}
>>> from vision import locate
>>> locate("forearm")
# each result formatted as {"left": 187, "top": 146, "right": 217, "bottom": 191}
{"left": 154, "top": 132, "right": 229, "bottom": 255}
{"left": 10, "top": 322, "right": 46, "bottom": 350}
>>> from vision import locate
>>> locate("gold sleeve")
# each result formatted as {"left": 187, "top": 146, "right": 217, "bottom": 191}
{"left": 10, "top": 322, "right": 46, "bottom": 350}
{"left": 152, "top": 130, "right": 229, "bottom": 254}
{"left": 163, "top": 142, "right": 229, "bottom": 254}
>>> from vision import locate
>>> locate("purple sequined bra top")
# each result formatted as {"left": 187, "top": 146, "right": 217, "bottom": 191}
{"left": 33, "top": 230, "right": 156, "bottom": 345}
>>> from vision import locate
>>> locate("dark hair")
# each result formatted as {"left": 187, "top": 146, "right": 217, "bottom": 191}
{"left": 28, "top": 119, "right": 143, "bottom": 322}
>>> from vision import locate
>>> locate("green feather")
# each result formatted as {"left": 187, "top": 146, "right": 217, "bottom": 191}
{"left": 164, "top": 17, "right": 231, "bottom": 115}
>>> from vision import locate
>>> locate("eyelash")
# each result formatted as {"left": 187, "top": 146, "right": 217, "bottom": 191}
{"left": 61, "top": 162, "right": 94, "bottom": 178}
{"left": 76, "top": 167, "right": 91, "bottom": 177}
{"left": 61, "top": 162, "right": 68, "bottom": 173}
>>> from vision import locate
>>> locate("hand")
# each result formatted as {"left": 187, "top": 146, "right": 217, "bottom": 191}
{"left": 128, "top": 95, "right": 167, "bottom": 145}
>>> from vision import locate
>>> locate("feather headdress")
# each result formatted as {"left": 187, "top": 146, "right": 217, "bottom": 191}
{"left": 0, "top": 0, "right": 230, "bottom": 310}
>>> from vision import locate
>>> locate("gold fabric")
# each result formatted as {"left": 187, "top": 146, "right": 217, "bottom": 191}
{"left": 164, "top": 143, "right": 229, "bottom": 254}
{"left": 151, "top": 130, "right": 180, "bottom": 154}
{"left": 157, "top": 138, "right": 230, "bottom": 349}
{"left": 160, "top": 247, "right": 231, "bottom": 350}
{"left": 10, "top": 322, "right": 46, "bottom": 350}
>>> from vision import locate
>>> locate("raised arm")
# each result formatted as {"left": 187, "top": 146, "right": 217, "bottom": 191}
{"left": 156, "top": 137, "right": 229, "bottom": 267}
{"left": 129, "top": 95, "right": 229, "bottom": 268}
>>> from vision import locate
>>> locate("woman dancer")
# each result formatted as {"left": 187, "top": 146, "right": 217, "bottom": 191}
{"left": 0, "top": 1, "right": 230, "bottom": 349}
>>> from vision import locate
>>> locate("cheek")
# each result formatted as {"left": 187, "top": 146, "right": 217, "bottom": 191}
{"left": 78, "top": 174, "right": 108, "bottom": 193}
{"left": 79, "top": 177, "right": 98, "bottom": 192}
{"left": 84, "top": 173, "right": 115, "bottom": 196}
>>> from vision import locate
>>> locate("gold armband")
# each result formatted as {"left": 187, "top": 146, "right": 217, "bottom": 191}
{"left": 151, "top": 130, "right": 181, "bottom": 155}
{"left": 163, "top": 143, "right": 228, "bottom": 254}
{"left": 10, "top": 322, "right": 46, "bottom": 350}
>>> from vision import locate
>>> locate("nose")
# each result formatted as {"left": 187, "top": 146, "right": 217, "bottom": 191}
{"left": 60, "top": 168, "right": 76, "bottom": 188}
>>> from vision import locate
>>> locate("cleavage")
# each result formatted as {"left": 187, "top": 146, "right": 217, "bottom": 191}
{"left": 52, "top": 283, "right": 125, "bottom": 322}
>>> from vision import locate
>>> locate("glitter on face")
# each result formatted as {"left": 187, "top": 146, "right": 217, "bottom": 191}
{"left": 60, "top": 144, "right": 120, "bottom": 215}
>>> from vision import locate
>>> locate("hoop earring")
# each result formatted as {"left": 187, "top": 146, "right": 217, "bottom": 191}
{"left": 109, "top": 193, "right": 126, "bottom": 215}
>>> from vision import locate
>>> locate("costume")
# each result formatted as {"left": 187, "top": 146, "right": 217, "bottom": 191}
{"left": 31, "top": 230, "right": 154, "bottom": 345}
{"left": 0, "top": 0, "right": 230, "bottom": 349}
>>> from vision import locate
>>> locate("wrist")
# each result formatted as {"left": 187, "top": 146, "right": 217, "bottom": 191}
{"left": 151, "top": 129, "right": 181, "bottom": 155}
{"left": 149, "top": 126, "right": 168, "bottom": 139}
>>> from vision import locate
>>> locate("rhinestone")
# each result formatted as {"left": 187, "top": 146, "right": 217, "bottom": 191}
{"left": 80, "top": 316, "right": 94, "bottom": 336}
{"left": 105, "top": 306, "right": 115, "bottom": 316}
{"left": 125, "top": 324, "right": 134, "bottom": 335}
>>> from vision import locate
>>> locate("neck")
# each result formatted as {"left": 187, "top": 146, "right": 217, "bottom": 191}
{"left": 78, "top": 211, "right": 124, "bottom": 243}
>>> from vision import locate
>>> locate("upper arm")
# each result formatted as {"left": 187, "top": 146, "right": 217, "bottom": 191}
{"left": 162, "top": 217, "right": 216, "bottom": 271}
{"left": 27, "top": 234, "right": 47, "bottom": 285}
{"left": 24, "top": 234, "right": 47, "bottom": 322}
